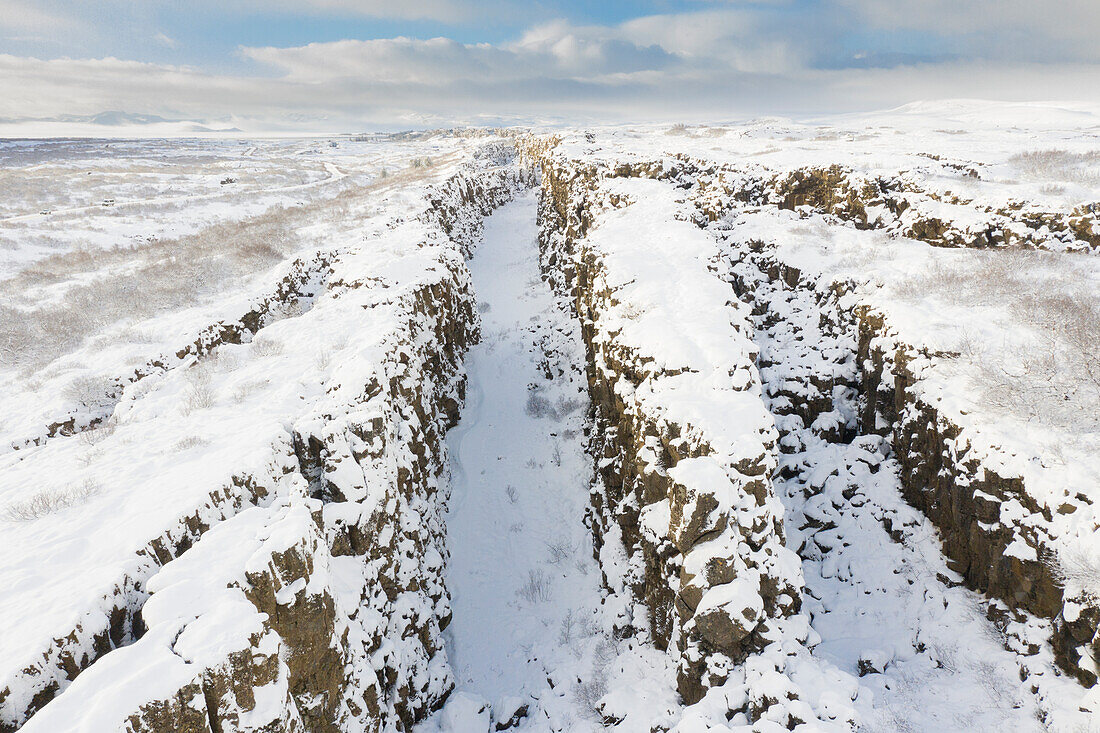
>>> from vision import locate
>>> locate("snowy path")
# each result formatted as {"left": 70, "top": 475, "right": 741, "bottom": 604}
{"left": 777, "top": 436, "right": 1049, "bottom": 732}
{"left": 747, "top": 275, "right": 1058, "bottom": 731}
{"left": 424, "top": 192, "right": 609, "bottom": 730}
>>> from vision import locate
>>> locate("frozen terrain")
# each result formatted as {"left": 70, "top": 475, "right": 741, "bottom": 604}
{"left": 437, "top": 192, "right": 602, "bottom": 713}
{"left": 425, "top": 194, "right": 679, "bottom": 732}
{"left": 1, "top": 102, "right": 1099, "bottom": 732}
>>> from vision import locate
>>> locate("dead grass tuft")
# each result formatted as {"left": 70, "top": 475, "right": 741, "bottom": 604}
{"left": 2, "top": 479, "right": 102, "bottom": 521}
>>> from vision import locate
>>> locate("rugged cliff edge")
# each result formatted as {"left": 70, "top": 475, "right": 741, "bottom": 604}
{"left": 1, "top": 143, "right": 526, "bottom": 732}
{"left": 3, "top": 119, "right": 1097, "bottom": 731}
{"left": 521, "top": 128, "right": 1098, "bottom": 729}
{"left": 526, "top": 141, "right": 861, "bottom": 730}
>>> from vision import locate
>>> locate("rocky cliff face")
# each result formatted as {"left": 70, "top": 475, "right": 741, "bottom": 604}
{"left": 5, "top": 127, "right": 1096, "bottom": 731}
{"left": 4, "top": 146, "right": 526, "bottom": 733}
{"left": 701, "top": 153, "right": 1100, "bottom": 704}
{"left": 522, "top": 131, "right": 1097, "bottom": 727}
{"left": 528, "top": 142, "right": 860, "bottom": 729}
{"left": 681, "top": 154, "right": 1100, "bottom": 253}
{"left": 856, "top": 311, "right": 1100, "bottom": 687}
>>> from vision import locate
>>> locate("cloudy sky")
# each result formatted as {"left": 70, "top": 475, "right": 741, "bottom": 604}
{"left": 2, "top": 0, "right": 1099, "bottom": 130}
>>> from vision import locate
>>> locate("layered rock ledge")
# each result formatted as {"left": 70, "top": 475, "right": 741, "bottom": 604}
{"left": 1, "top": 145, "right": 524, "bottom": 732}
{"left": 527, "top": 140, "right": 860, "bottom": 729}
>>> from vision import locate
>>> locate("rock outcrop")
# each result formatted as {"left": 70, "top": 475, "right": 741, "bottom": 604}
{"left": 524, "top": 130, "right": 1097, "bottom": 726}
{"left": 856, "top": 311, "right": 1100, "bottom": 687}
{"left": 3, "top": 145, "right": 525, "bottom": 732}
{"left": 527, "top": 140, "right": 859, "bottom": 729}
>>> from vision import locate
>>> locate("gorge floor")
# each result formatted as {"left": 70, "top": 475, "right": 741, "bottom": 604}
{"left": 422, "top": 193, "right": 677, "bottom": 731}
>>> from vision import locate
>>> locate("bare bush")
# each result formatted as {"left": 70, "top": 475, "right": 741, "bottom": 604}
{"left": 559, "top": 609, "right": 579, "bottom": 645}
{"left": 208, "top": 348, "right": 240, "bottom": 373}
{"left": 1045, "top": 545, "right": 1100, "bottom": 600}
{"left": 77, "top": 418, "right": 117, "bottom": 446}
{"left": 182, "top": 367, "right": 216, "bottom": 414}
{"left": 233, "top": 378, "right": 270, "bottom": 403}
{"left": 575, "top": 638, "right": 615, "bottom": 719}
{"left": 546, "top": 538, "right": 575, "bottom": 564}
{"left": 892, "top": 249, "right": 1100, "bottom": 435}
{"left": 174, "top": 435, "right": 210, "bottom": 451}
{"left": 525, "top": 390, "right": 553, "bottom": 418}
{"left": 2, "top": 479, "right": 101, "bottom": 521}
{"left": 559, "top": 608, "right": 599, "bottom": 646}
{"left": 517, "top": 569, "right": 552, "bottom": 603}
{"left": 63, "top": 374, "right": 117, "bottom": 411}
{"left": 251, "top": 336, "right": 284, "bottom": 357}
{"left": 1009, "top": 149, "right": 1100, "bottom": 186}
{"left": 0, "top": 202, "right": 303, "bottom": 372}
{"left": 263, "top": 297, "right": 305, "bottom": 325}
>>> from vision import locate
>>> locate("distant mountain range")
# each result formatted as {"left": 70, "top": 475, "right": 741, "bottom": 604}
{"left": 0, "top": 111, "right": 242, "bottom": 134}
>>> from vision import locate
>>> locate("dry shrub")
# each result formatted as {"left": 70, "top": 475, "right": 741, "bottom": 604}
{"left": 0, "top": 204, "right": 302, "bottom": 372}
{"left": 63, "top": 374, "right": 117, "bottom": 411}
{"left": 517, "top": 569, "right": 552, "bottom": 603}
{"left": 1046, "top": 544, "right": 1100, "bottom": 600}
{"left": 575, "top": 638, "right": 615, "bottom": 719}
{"left": 2, "top": 479, "right": 102, "bottom": 521}
{"left": 894, "top": 249, "right": 1100, "bottom": 434}
{"left": 1009, "top": 149, "right": 1100, "bottom": 186}
{"left": 0, "top": 145, "right": 462, "bottom": 375}
{"left": 174, "top": 435, "right": 210, "bottom": 451}
{"left": 182, "top": 366, "right": 217, "bottom": 414}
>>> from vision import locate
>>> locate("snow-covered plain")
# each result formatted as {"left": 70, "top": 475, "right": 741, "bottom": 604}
{"left": 1, "top": 102, "right": 1099, "bottom": 732}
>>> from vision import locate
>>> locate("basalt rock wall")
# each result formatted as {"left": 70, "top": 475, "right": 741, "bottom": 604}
{"left": 7, "top": 149, "right": 526, "bottom": 733}
{"left": 857, "top": 312, "right": 1100, "bottom": 687}
{"left": 525, "top": 142, "right": 842, "bottom": 728}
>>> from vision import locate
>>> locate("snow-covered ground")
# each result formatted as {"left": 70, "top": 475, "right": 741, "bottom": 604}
{"left": 423, "top": 193, "right": 679, "bottom": 732}
{"left": 439, "top": 193, "right": 601, "bottom": 709}
{"left": 1, "top": 103, "right": 1098, "bottom": 732}
{"left": 0, "top": 135, "right": 520, "bottom": 730}
{"left": 526, "top": 105, "right": 1100, "bottom": 730}
{"left": 0, "top": 136, "right": 478, "bottom": 452}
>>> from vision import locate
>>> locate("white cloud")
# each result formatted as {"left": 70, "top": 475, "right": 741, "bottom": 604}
{"left": 1, "top": 7, "right": 1098, "bottom": 130}
{"left": 839, "top": 0, "right": 1100, "bottom": 35}
{"left": 836, "top": 0, "right": 1100, "bottom": 61}
{"left": 0, "top": 0, "right": 75, "bottom": 32}
{"left": 242, "top": 24, "right": 681, "bottom": 85}
{"left": 243, "top": 0, "right": 475, "bottom": 22}
{"left": 315, "top": 0, "right": 468, "bottom": 21}
{"left": 153, "top": 32, "right": 178, "bottom": 49}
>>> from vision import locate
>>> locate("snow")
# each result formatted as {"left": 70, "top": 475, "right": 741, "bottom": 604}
{"left": 19, "top": 499, "right": 312, "bottom": 733}
{"left": 3, "top": 104, "right": 1099, "bottom": 732}
{"left": 424, "top": 192, "right": 680, "bottom": 731}
{"left": 0, "top": 137, "right": 519, "bottom": 729}
{"left": 527, "top": 109, "right": 1100, "bottom": 729}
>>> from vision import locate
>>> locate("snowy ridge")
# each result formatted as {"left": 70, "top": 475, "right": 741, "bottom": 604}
{"left": 4, "top": 249, "right": 335, "bottom": 453}
{"left": 0, "top": 143, "right": 524, "bottom": 731}
{"left": 526, "top": 111, "right": 1099, "bottom": 729}
{"left": 722, "top": 245, "right": 1089, "bottom": 730}
{"left": 419, "top": 192, "right": 684, "bottom": 732}
{"left": 2, "top": 110, "right": 1098, "bottom": 732}
{"left": 699, "top": 160, "right": 1100, "bottom": 253}
{"left": 532, "top": 147, "right": 861, "bottom": 730}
